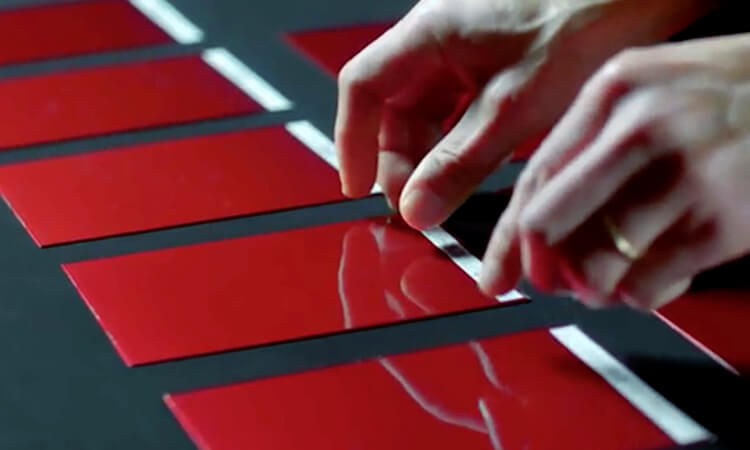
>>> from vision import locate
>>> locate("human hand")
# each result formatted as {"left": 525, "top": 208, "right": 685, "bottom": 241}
{"left": 335, "top": 0, "right": 713, "bottom": 230}
{"left": 481, "top": 33, "right": 750, "bottom": 310}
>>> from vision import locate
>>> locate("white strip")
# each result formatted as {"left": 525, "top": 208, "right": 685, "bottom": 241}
{"left": 422, "top": 227, "right": 524, "bottom": 303}
{"left": 285, "top": 120, "right": 339, "bottom": 169}
{"left": 129, "top": 0, "right": 204, "bottom": 44}
{"left": 203, "top": 48, "right": 293, "bottom": 111}
{"left": 550, "top": 325, "right": 713, "bottom": 446}
{"left": 285, "top": 120, "right": 381, "bottom": 194}
{"left": 286, "top": 120, "right": 520, "bottom": 299}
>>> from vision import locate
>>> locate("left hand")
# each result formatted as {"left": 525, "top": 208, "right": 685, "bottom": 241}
{"left": 479, "top": 33, "right": 750, "bottom": 310}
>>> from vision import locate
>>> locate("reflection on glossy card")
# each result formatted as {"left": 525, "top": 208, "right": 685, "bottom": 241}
{"left": 63, "top": 217, "right": 524, "bottom": 366}
{"left": 166, "top": 326, "right": 709, "bottom": 450}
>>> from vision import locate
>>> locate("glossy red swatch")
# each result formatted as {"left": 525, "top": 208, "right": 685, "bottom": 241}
{"left": 285, "top": 23, "right": 391, "bottom": 76}
{"left": 63, "top": 218, "right": 519, "bottom": 365}
{"left": 0, "top": 126, "right": 342, "bottom": 246}
{"left": 0, "top": 0, "right": 172, "bottom": 66}
{"left": 658, "top": 290, "right": 750, "bottom": 375}
{"left": 0, "top": 54, "right": 261, "bottom": 149}
{"left": 165, "top": 328, "right": 673, "bottom": 450}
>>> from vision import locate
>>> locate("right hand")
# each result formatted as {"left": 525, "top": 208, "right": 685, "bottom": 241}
{"left": 335, "top": 0, "right": 716, "bottom": 231}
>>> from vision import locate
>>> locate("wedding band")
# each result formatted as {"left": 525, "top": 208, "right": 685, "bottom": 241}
{"left": 604, "top": 216, "right": 641, "bottom": 261}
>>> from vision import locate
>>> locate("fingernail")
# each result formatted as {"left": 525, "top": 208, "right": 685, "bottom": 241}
{"left": 400, "top": 188, "right": 446, "bottom": 230}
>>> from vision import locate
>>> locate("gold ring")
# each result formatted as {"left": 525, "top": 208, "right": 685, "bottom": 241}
{"left": 604, "top": 216, "right": 641, "bottom": 261}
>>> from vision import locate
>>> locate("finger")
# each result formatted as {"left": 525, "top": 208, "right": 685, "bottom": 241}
{"left": 334, "top": 18, "right": 443, "bottom": 197}
{"left": 399, "top": 56, "right": 547, "bottom": 230}
{"left": 520, "top": 86, "right": 722, "bottom": 245}
{"left": 616, "top": 214, "right": 720, "bottom": 310}
{"left": 478, "top": 64, "right": 628, "bottom": 295}
{"left": 569, "top": 155, "right": 695, "bottom": 302}
{"left": 479, "top": 171, "right": 539, "bottom": 295}
{"left": 621, "top": 277, "right": 692, "bottom": 311}
{"left": 377, "top": 109, "right": 441, "bottom": 210}
{"left": 335, "top": 61, "right": 382, "bottom": 197}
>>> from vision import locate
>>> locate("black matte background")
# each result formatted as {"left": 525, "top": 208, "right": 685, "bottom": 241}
{"left": 0, "top": 1, "right": 747, "bottom": 449}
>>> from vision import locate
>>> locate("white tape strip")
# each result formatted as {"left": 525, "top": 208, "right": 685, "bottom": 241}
{"left": 550, "top": 325, "right": 713, "bottom": 446}
{"left": 285, "top": 120, "right": 523, "bottom": 301}
{"left": 421, "top": 227, "right": 524, "bottom": 303}
{"left": 285, "top": 120, "right": 381, "bottom": 194}
{"left": 129, "top": 0, "right": 204, "bottom": 44}
{"left": 203, "top": 48, "right": 293, "bottom": 112}
{"left": 285, "top": 120, "right": 338, "bottom": 169}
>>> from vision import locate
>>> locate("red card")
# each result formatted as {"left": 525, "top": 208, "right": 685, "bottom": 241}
{"left": 657, "top": 290, "right": 750, "bottom": 375}
{"left": 285, "top": 23, "right": 391, "bottom": 76}
{"left": 165, "top": 326, "right": 705, "bottom": 450}
{"left": 0, "top": 0, "right": 172, "bottom": 66}
{"left": 0, "top": 53, "right": 262, "bottom": 149}
{"left": 0, "top": 125, "right": 343, "bottom": 246}
{"left": 63, "top": 218, "right": 523, "bottom": 366}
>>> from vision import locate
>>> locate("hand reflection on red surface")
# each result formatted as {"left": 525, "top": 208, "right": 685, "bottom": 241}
{"left": 337, "top": 217, "right": 497, "bottom": 329}
{"left": 338, "top": 219, "right": 527, "bottom": 449}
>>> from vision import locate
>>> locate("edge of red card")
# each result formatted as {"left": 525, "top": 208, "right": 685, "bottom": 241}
{"left": 0, "top": 52, "right": 268, "bottom": 149}
{"left": 164, "top": 325, "right": 711, "bottom": 450}
{"left": 62, "top": 217, "right": 526, "bottom": 366}
{"left": 657, "top": 289, "right": 750, "bottom": 376}
{"left": 0, "top": 0, "right": 173, "bottom": 66}
{"left": 0, "top": 123, "right": 343, "bottom": 246}
{"left": 285, "top": 22, "right": 392, "bottom": 76}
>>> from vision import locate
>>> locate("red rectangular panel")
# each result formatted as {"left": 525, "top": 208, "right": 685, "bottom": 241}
{"left": 657, "top": 290, "right": 750, "bottom": 375}
{"left": 0, "top": 126, "right": 343, "bottom": 246}
{"left": 63, "top": 218, "right": 521, "bottom": 366}
{"left": 0, "top": 54, "right": 261, "bottom": 149}
{"left": 0, "top": 0, "right": 172, "bottom": 66}
{"left": 165, "top": 328, "right": 673, "bottom": 450}
{"left": 285, "top": 23, "right": 391, "bottom": 76}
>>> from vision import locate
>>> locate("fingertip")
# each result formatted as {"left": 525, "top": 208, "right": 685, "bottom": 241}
{"left": 519, "top": 230, "right": 560, "bottom": 292}
{"left": 339, "top": 173, "right": 375, "bottom": 199}
{"left": 478, "top": 260, "right": 499, "bottom": 296}
{"left": 399, "top": 187, "right": 449, "bottom": 230}
{"left": 478, "top": 255, "right": 521, "bottom": 297}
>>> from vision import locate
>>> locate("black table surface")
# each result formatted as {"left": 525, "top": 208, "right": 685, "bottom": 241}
{"left": 0, "top": 1, "right": 747, "bottom": 449}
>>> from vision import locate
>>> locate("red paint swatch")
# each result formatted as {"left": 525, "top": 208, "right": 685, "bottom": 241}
{"left": 0, "top": 54, "right": 261, "bottom": 149}
{"left": 165, "top": 328, "right": 673, "bottom": 450}
{"left": 658, "top": 290, "right": 750, "bottom": 375}
{"left": 0, "top": 0, "right": 172, "bottom": 66}
{"left": 63, "top": 218, "right": 520, "bottom": 366}
{"left": 0, "top": 126, "right": 342, "bottom": 246}
{"left": 285, "top": 23, "right": 391, "bottom": 76}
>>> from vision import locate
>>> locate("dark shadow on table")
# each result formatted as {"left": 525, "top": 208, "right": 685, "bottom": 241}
{"left": 625, "top": 356, "right": 750, "bottom": 449}
{"left": 442, "top": 190, "right": 513, "bottom": 258}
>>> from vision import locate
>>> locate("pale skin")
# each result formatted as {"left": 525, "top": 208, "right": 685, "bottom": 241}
{"left": 334, "top": 0, "right": 750, "bottom": 310}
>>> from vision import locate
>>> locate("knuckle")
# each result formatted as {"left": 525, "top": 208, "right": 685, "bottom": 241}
{"left": 337, "top": 59, "right": 366, "bottom": 91}
{"left": 605, "top": 48, "right": 641, "bottom": 77}
{"left": 592, "top": 48, "right": 642, "bottom": 91}
{"left": 423, "top": 145, "right": 485, "bottom": 191}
